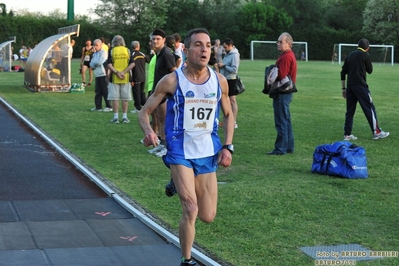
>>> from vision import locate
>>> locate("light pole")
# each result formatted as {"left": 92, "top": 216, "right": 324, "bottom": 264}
{"left": 67, "top": 0, "right": 74, "bottom": 21}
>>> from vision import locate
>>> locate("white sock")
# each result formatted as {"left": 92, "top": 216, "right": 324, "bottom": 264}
{"left": 113, "top": 113, "right": 118, "bottom": 119}
{"left": 122, "top": 113, "right": 127, "bottom": 119}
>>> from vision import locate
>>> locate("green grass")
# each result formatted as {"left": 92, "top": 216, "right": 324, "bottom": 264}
{"left": 0, "top": 60, "right": 398, "bottom": 265}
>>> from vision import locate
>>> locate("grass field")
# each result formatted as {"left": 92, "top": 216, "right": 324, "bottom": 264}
{"left": 0, "top": 59, "right": 398, "bottom": 265}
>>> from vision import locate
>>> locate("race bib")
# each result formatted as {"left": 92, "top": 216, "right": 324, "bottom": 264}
{"left": 183, "top": 98, "right": 217, "bottom": 130}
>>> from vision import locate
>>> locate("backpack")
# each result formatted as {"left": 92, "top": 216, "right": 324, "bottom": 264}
{"left": 311, "top": 141, "right": 368, "bottom": 179}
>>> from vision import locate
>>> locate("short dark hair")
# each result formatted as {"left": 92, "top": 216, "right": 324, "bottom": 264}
{"left": 184, "top": 28, "right": 210, "bottom": 48}
{"left": 358, "top": 38, "right": 370, "bottom": 50}
{"left": 223, "top": 38, "right": 234, "bottom": 46}
{"left": 152, "top": 29, "right": 166, "bottom": 38}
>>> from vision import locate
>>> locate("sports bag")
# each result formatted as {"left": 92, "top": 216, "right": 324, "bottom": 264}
{"left": 311, "top": 141, "right": 368, "bottom": 179}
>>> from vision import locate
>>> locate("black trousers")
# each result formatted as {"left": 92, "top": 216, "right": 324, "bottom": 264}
{"left": 344, "top": 84, "right": 380, "bottom": 135}
{"left": 60, "top": 57, "right": 68, "bottom": 83}
{"left": 132, "top": 82, "right": 146, "bottom": 110}
{"left": 94, "top": 76, "right": 111, "bottom": 109}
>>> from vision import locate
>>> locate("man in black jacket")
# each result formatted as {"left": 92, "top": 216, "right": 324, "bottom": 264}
{"left": 130, "top": 41, "right": 149, "bottom": 113}
{"left": 341, "top": 38, "right": 389, "bottom": 140}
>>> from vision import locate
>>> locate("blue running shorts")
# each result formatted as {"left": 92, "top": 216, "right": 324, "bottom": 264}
{"left": 163, "top": 154, "right": 219, "bottom": 176}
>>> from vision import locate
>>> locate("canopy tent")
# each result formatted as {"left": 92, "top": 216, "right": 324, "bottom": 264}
{"left": 0, "top": 36, "right": 16, "bottom": 72}
{"left": 24, "top": 24, "right": 80, "bottom": 92}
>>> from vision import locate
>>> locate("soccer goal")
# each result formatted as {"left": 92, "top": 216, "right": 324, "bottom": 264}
{"left": 250, "top": 41, "right": 308, "bottom": 61}
{"left": 332, "top": 43, "right": 394, "bottom": 66}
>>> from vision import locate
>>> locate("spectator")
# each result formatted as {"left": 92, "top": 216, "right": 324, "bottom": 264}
{"left": 147, "top": 29, "right": 176, "bottom": 157}
{"left": 166, "top": 35, "right": 182, "bottom": 68}
{"left": 106, "top": 35, "right": 135, "bottom": 124}
{"left": 19, "top": 45, "right": 27, "bottom": 67}
{"left": 146, "top": 36, "right": 159, "bottom": 137}
{"left": 267, "top": 32, "right": 297, "bottom": 155}
{"left": 130, "top": 41, "right": 149, "bottom": 113}
{"left": 90, "top": 39, "right": 112, "bottom": 112}
{"left": 172, "top": 32, "right": 185, "bottom": 67}
{"left": 80, "top": 38, "right": 94, "bottom": 86}
{"left": 218, "top": 38, "right": 240, "bottom": 129}
{"left": 341, "top": 38, "right": 389, "bottom": 140}
{"left": 60, "top": 39, "right": 75, "bottom": 84}
{"left": 100, "top": 37, "right": 110, "bottom": 86}
{"left": 213, "top": 39, "right": 224, "bottom": 72}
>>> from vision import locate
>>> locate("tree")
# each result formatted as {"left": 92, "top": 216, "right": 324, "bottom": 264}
{"left": 237, "top": 2, "right": 292, "bottom": 42}
{"left": 362, "top": 0, "right": 399, "bottom": 45}
{"left": 93, "top": 0, "right": 169, "bottom": 45}
{"left": 325, "top": 0, "right": 367, "bottom": 32}
{"left": 265, "top": 0, "right": 327, "bottom": 30}
{"left": 0, "top": 3, "right": 6, "bottom": 16}
{"left": 162, "top": 0, "right": 202, "bottom": 35}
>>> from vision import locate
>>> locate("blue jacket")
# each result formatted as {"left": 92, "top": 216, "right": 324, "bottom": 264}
{"left": 90, "top": 49, "right": 108, "bottom": 77}
{"left": 220, "top": 47, "right": 240, "bottom": 80}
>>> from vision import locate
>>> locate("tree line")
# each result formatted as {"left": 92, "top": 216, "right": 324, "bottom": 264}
{"left": 1, "top": 0, "right": 399, "bottom": 61}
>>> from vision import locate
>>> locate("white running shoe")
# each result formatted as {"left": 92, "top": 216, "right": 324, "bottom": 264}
{"left": 141, "top": 138, "right": 160, "bottom": 144}
{"left": 148, "top": 144, "right": 165, "bottom": 154}
{"left": 343, "top": 134, "right": 357, "bottom": 141}
{"left": 122, "top": 117, "right": 130, "bottom": 123}
{"left": 130, "top": 109, "right": 140, "bottom": 114}
{"left": 373, "top": 131, "right": 390, "bottom": 140}
{"left": 110, "top": 118, "right": 119, "bottom": 124}
{"left": 103, "top": 107, "right": 113, "bottom": 112}
{"left": 155, "top": 147, "right": 167, "bottom": 157}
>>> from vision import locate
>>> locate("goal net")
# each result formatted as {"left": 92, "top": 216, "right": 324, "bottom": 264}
{"left": 332, "top": 43, "right": 394, "bottom": 66}
{"left": 250, "top": 41, "right": 308, "bottom": 61}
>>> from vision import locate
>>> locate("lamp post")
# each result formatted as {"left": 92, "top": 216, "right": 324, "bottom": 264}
{"left": 67, "top": 0, "right": 74, "bottom": 21}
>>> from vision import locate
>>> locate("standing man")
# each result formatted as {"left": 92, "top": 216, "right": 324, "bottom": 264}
{"left": 130, "top": 41, "right": 148, "bottom": 114}
{"left": 146, "top": 37, "right": 159, "bottom": 138}
{"left": 218, "top": 38, "right": 240, "bottom": 128}
{"left": 60, "top": 39, "right": 75, "bottom": 84}
{"left": 138, "top": 28, "right": 234, "bottom": 266}
{"left": 267, "top": 32, "right": 297, "bottom": 155}
{"left": 90, "top": 39, "right": 112, "bottom": 112}
{"left": 147, "top": 29, "right": 177, "bottom": 157}
{"left": 106, "top": 35, "right": 135, "bottom": 124}
{"left": 341, "top": 38, "right": 389, "bottom": 140}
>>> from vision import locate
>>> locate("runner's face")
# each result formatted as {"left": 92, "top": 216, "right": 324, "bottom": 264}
{"left": 185, "top": 33, "right": 211, "bottom": 67}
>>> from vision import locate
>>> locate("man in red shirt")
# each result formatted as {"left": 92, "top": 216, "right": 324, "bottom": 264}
{"left": 267, "top": 32, "right": 297, "bottom": 155}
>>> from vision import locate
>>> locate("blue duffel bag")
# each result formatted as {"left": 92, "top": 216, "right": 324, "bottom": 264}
{"left": 311, "top": 141, "right": 368, "bottom": 179}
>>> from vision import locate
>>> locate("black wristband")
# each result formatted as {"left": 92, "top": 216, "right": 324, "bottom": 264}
{"left": 342, "top": 87, "right": 346, "bottom": 90}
